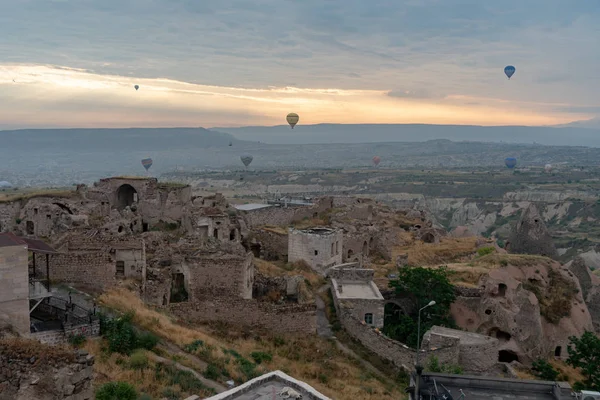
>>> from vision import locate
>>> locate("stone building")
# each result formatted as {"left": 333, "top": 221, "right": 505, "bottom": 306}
{"left": 329, "top": 264, "right": 385, "bottom": 328}
{"left": 288, "top": 227, "right": 343, "bottom": 273}
{"left": 50, "top": 234, "right": 146, "bottom": 290}
{"left": 421, "top": 326, "right": 500, "bottom": 373}
{"left": 0, "top": 234, "right": 31, "bottom": 335}
{"left": 0, "top": 233, "right": 99, "bottom": 345}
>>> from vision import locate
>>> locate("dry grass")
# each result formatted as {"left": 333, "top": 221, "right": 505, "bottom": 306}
{"left": 593, "top": 269, "right": 600, "bottom": 278}
{"left": 0, "top": 337, "right": 74, "bottom": 362}
{"left": 254, "top": 259, "right": 325, "bottom": 288}
{"left": 0, "top": 189, "right": 75, "bottom": 203}
{"left": 549, "top": 359, "right": 586, "bottom": 385}
{"left": 473, "top": 253, "right": 553, "bottom": 268}
{"left": 400, "top": 237, "right": 478, "bottom": 266}
{"left": 260, "top": 225, "right": 288, "bottom": 235}
{"left": 98, "top": 288, "right": 406, "bottom": 400}
{"left": 84, "top": 340, "right": 215, "bottom": 399}
{"left": 292, "top": 218, "right": 330, "bottom": 230}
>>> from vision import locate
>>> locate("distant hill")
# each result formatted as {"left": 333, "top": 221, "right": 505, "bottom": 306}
{"left": 211, "top": 123, "right": 600, "bottom": 147}
{"left": 0, "top": 127, "right": 253, "bottom": 151}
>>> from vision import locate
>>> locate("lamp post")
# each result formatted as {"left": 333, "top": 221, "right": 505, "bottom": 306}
{"left": 414, "top": 300, "right": 436, "bottom": 400}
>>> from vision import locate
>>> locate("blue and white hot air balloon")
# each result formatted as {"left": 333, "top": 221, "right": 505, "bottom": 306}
{"left": 504, "top": 65, "right": 516, "bottom": 80}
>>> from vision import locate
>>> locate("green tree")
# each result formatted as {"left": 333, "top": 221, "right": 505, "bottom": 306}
{"left": 567, "top": 331, "right": 600, "bottom": 390}
{"left": 532, "top": 359, "right": 559, "bottom": 381}
{"left": 384, "top": 266, "right": 456, "bottom": 348}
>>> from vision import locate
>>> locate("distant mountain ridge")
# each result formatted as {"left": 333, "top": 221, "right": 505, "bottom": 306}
{"left": 211, "top": 123, "right": 600, "bottom": 147}
{"left": 0, "top": 127, "right": 254, "bottom": 151}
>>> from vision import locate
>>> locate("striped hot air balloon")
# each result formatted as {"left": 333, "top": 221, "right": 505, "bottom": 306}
{"left": 141, "top": 158, "right": 153, "bottom": 171}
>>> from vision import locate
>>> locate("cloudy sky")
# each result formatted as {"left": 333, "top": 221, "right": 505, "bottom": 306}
{"left": 1, "top": 0, "right": 599, "bottom": 129}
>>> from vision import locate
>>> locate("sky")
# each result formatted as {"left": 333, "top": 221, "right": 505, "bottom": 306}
{"left": 1, "top": 0, "right": 600, "bottom": 129}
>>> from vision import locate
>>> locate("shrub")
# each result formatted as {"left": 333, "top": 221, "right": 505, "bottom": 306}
{"left": 532, "top": 359, "right": 559, "bottom": 381}
{"left": 137, "top": 332, "right": 159, "bottom": 351}
{"left": 68, "top": 333, "right": 87, "bottom": 348}
{"left": 129, "top": 350, "right": 149, "bottom": 375}
{"left": 250, "top": 351, "right": 273, "bottom": 364}
{"left": 184, "top": 339, "right": 204, "bottom": 353}
{"left": 95, "top": 381, "right": 137, "bottom": 400}
{"left": 477, "top": 247, "right": 495, "bottom": 257}
{"left": 203, "top": 364, "right": 220, "bottom": 380}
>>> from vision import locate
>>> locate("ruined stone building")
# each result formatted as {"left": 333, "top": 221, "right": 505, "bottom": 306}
{"left": 0, "top": 233, "right": 98, "bottom": 345}
{"left": 329, "top": 264, "right": 385, "bottom": 328}
{"left": 288, "top": 227, "right": 343, "bottom": 273}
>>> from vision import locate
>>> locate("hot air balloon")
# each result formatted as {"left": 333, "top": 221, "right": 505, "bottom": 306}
{"left": 372, "top": 156, "right": 381, "bottom": 167}
{"left": 134, "top": 85, "right": 139, "bottom": 90}
{"left": 544, "top": 164, "right": 552, "bottom": 173}
{"left": 505, "top": 157, "right": 517, "bottom": 169}
{"left": 240, "top": 154, "right": 253, "bottom": 168}
{"left": 141, "top": 158, "right": 153, "bottom": 171}
{"left": 504, "top": 66, "right": 515, "bottom": 80}
{"left": 286, "top": 113, "right": 299, "bottom": 129}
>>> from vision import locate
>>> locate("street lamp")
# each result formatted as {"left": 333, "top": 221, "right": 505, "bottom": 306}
{"left": 414, "top": 300, "right": 436, "bottom": 400}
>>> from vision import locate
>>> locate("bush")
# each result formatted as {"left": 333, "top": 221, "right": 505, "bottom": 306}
{"left": 95, "top": 381, "right": 137, "bottom": 400}
{"left": 137, "top": 332, "right": 159, "bottom": 351}
{"left": 532, "top": 359, "right": 559, "bottom": 381}
{"left": 477, "top": 247, "right": 495, "bottom": 257}
{"left": 68, "top": 333, "right": 87, "bottom": 348}
{"left": 203, "top": 364, "right": 220, "bottom": 380}
{"left": 425, "top": 356, "right": 463, "bottom": 375}
{"left": 250, "top": 351, "right": 273, "bottom": 364}
{"left": 129, "top": 350, "right": 149, "bottom": 374}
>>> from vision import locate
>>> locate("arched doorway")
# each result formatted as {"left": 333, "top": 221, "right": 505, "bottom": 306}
{"left": 116, "top": 184, "right": 137, "bottom": 210}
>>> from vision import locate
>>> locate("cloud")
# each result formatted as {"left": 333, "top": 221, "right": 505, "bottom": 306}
{"left": 0, "top": 0, "right": 599, "bottom": 127}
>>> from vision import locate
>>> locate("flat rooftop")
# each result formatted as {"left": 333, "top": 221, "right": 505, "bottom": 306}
{"left": 427, "top": 325, "right": 496, "bottom": 345}
{"left": 205, "top": 370, "right": 331, "bottom": 400}
{"left": 233, "top": 203, "right": 273, "bottom": 211}
{"left": 332, "top": 279, "right": 384, "bottom": 300}
{"left": 297, "top": 227, "right": 337, "bottom": 235}
{"left": 439, "top": 384, "right": 555, "bottom": 400}
{"left": 421, "top": 373, "right": 570, "bottom": 400}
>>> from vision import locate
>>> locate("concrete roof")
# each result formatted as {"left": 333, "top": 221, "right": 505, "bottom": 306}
{"left": 205, "top": 370, "right": 331, "bottom": 400}
{"left": 0, "top": 233, "right": 58, "bottom": 254}
{"left": 440, "top": 384, "right": 556, "bottom": 400}
{"left": 427, "top": 325, "right": 497, "bottom": 345}
{"left": 331, "top": 279, "right": 384, "bottom": 300}
{"left": 233, "top": 203, "right": 273, "bottom": 211}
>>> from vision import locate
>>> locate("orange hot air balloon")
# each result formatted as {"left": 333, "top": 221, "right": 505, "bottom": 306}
{"left": 373, "top": 156, "right": 381, "bottom": 167}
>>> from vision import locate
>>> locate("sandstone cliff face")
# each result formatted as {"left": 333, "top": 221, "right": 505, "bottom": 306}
{"left": 567, "top": 256, "right": 600, "bottom": 333}
{"left": 451, "top": 260, "right": 594, "bottom": 364}
{"left": 508, "top": 205, "right": 558, "bottom": 259}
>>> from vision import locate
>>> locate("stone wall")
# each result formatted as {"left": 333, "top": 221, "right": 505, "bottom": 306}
{"left": 240, "top": 197, "right": 334, "bottom": 229}
{"left": 336, "top": 307, "right": 458, "bottom": 371}
{"left": 184, "top": 253, "right": 254, "bottom": 301}
{"left": 0, "top": 245, "right": 30, "bottom": 335}
{"left": 31, "top": 320, "right": 100, "bottom": 346}
{"left": 49, "top": 236, "right": 145, "bottom": 290}
{"left": 288, "top": 228, "right": 343, "bottom": 273}
{"left": 252, "top": 228, "right": 289, "bottom": 261}
{"left": 0, "top": 338, "right": 94, "bottom": 400}
{"left": 169, "top": 299, "right": 317, "bottom": 334}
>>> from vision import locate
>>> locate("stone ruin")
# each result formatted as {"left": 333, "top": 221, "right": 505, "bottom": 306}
{"left": 0, "top": 338, "right": 95, "bottom": 400}
{"left": 507, "top": 204, "right": 558, "bottom": 259}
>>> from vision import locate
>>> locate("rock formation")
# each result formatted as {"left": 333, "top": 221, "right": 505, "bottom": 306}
{"left": 508, "top": 204, "right": 558, "bottom": 259}
{"left": 451, "top": 258, "right": 593, "bottom": 364}
{"left": 567, "top": 256, "right": 600, "bottom": 333}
